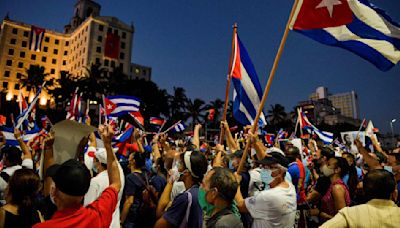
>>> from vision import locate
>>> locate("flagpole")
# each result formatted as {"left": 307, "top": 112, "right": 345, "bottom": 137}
{"left": 219, "top": 23, "right": 238, "bottom": 145}
{"left": 162, "top": 120, "right": 182, "bottom": 134}
{"left": 157, "top": 120, "right": 167, "bottom": 134}
{"left": 355, "top": 118, "right": 366, "bottom": 140}
{"left": 237, "top": 0, "right": 300, "bottom": 173}
{"left": 98, "top": 104, "right": 101, "bottom": 127}
{"left": 102, "top": 95, "right": 108, "bottom": 124}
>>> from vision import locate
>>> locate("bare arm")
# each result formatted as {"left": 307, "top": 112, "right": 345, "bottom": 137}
{"left": 193, "top": 124, "right": 202, "bottom": 149}
{"left": 221, "top": 121, "right": 239, "bottom": 152}
{"left": 355, "top": 139, "right": 381, "bottom": 169}
{"left": 234, "top": 173, "right": 249, "bottom": 213}
{"left": 120, "top": 195, "right": 134, "bottom": 224}
{"left": 212, "top": 144, "right": 225, "bottom": 168}
{"left": 248, "top": 131, "right": 267, "bottom": 160}
{"left": 99, "top": 124, "right": 121, "bottom": 192}
{"left": 156, "top": 180, "right": 173, "bottom": 219}
{"left": 132, "top": 129, "right": 144, "bottom": 153}
{"left": 152, "top": 134, "right": 161, "bottom": 162}
{"left": 14, "top": 128, "right": 32, "bottom": 160}
{"left": 42, "top": 132, "right": 55, "bottom": 196}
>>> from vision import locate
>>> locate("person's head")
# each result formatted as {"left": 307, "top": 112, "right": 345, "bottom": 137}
{"left": 387, "top": 153, "right": 400, "bottom": 166}
{"left": 363, "top": 169, "right": 397, "bottom": 201}
{"left": 344, "top": 134, "right": 351, "bottom": 144}
{"left": 1, "top": 146, "right": 22, "bottom": 167}
{"left": 178, "top": 150, "right": 208, "bottom": 186}
{"left": 128, "top": 152, "right": 146, "bottom": 170}
{"left": 50, "top": 159, "right": 91, "bottom": 209}
{"left": 229, "top": 150, "right": 249, "bottom": 171}
{"left": 342, "top": 152, "right": 355, "bottom": 166}
{"left": 6, "top": 169, "right": 41, "bottom": 226}
{"left": 317, "top": 146, "right": 335, "bottom": 166}
{"left": 199, "top": 167, "right": 238, "bottom": 216}
{"left": 256, "top": 152, "right": 289, "bottom": 189}
{"left": 321, "top": 157, "right": 349, "bottom": 178}
{"left": 93, "top": 148, "right": 107, "bottom": 173}
{"left": 285, "top": 146, "right": 300, "bottom": 163}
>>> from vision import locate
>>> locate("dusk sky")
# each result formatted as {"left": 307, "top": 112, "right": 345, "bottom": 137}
{"left": 1, "top": 0, "right": 399, "bottom": 133}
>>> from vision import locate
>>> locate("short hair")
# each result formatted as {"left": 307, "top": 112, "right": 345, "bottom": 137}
{"left": 180, "top": 151, "right": 208, "bottom": 183}
{"left": 209, "top": 167, "right": 238, "bottom": 202}
{"left": 2, "top": 146, "right": 22, "bottom": 166}
{"left": 331, "top": 157, "right": 349, "bottom": 178}
{"left": 321, "top": 146, "right": 335, "bottom": 160}
{"left": 363, "top": 169, "right": 396, "bottom": 200}
{"left": 388, "top": 153, "right": 400, "bottom": 165}
{"left": 286, "top": 147, "right": 300, "bottom": 163}
{"left": 133, "top": 152, "right": 146, "bottom": 168}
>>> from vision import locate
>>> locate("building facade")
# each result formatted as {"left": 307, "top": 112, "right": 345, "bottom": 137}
{"left": 0, "top": 0, "right": 151, "bottom": 106}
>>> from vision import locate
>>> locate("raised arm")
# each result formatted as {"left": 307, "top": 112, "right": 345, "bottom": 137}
{"left": 193, "top": 124, "right": 202, "bottom": 149}
{"left": 42, "top": 132, "right": 55, "bottom": 196}
{"left": 14, "top": 128, "right": 32, "bottom": 160}
{"left": 99, "top": 124, "right": 121, "bottom": 192}
{"left": 221, "top": 121, "right": 239, "bottom": 152}
{"left": 248, "top": 131, "right": 267, "bottom": 160}
{"left": 355, "top": 138, "right": 381, "bottom": 169}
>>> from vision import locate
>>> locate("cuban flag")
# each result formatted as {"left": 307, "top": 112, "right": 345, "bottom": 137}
{"left": 150, "top": 117, "right": 165, "bottom": 126}
{"left": 104, "top": 95, "right": 141, "bottom": 117}
{"left": 230, "top": 32, "right": 266, "bottom": 126}
{"left": 298, "top": 108, "right": 333, "bottom": 144}
{"left": 290, "top": 0, "right": 400, "bottom": 71}
{"left": 172, "top": 122, "right": 186, "bottom": 133}
{"left": 29, "top": 25, "right": 45, "bottom": 52}
{"left": 0, "top": 127, "right": 41, "bottom": 147}
{"left": 16, "top": 86, "right": 43, "bottom": 129}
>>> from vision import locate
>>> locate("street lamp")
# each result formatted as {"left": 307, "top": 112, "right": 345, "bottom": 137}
{"left": 390, "top": 119, "right": 396, "bottom": 136}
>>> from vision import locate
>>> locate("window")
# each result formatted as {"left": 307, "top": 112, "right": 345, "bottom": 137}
{"left": 96, "top": 46, "right": 101, "bottom": 53}
{"left": 45, "top": 37, "right": 49, "bottom": 42}
{"left": 6, "top": 60, "right": 12, "bottom": 66}
{"left": 120, "top": 52, "right": 125, "bottom": 60}
{"left": 111, "top": 61, "right": 115, "bottom": 68}
{"left": 16, "top": 72, "right": 22, "bottom": 79}
{"left": 18, "top": 62, "right": 23, "bottom": 68}
{"left": 52, "top": 59, "right": 57, "bottom": 64}
{"left": 4, "top": 71, "right": 10, "bottom": 77}
{"left": 122, "top": 32, "right": 126, "bottom": 39}
{"left": 20, "top": 51, "right": 25, "bottom": 58}
{"left": 99, "top": 24, "right": 104, "bottom": 31}
{"left": 23, "top": 31, "right": 29, "bottom": 37}
{"left": 43, "top": 47, "right": 48, "bottom": 52}
{"left": 10, "top": 38, "right": 16, "bottom": 44}
{"left": 63, "top": 60, "right": 66, "bottom": 65}
{"left": 66, "top": 41, "right": 69, "bottom": 46}
{"left": 50, "top": 69, "right": 55, "bottom": 74}
{"left": 14, "top": 84, "right": 20, "bottom": 90}
{"left": 55, "top": 39, "right": 59, "bottom": 45}
{"left": 31, "top": 54, "right": 36, "bottom": 60}
{"left": 97, "top": 36, "right": 102, "bottom": 42}
{"left": 95, "top": 58, "right": 100, "bottom": 64}
{"left": 64, "top": 51, "right": 68, "bottom": 55}
{"left": 142, "top": 69, "right": 147, "bottom": 75}
{"left": 53, "top": 49, "right": 58, "bottom": 54}
{"left": 107, "top": 27, "right": 112, "bottom": 33}
{"left": 104, "top": 59, "right": 109, "bottom": 66}
{"left": 12, "top": 28, "right": 18, "bottom": 34}
{"left": 42, "top": 56, "right": 47, "bottom": 62}
{"left": 121, "top": 42, "right": 125, "bottom": 49}
{"left": 2, "top": 82, "right": 8, "bottom": 89}
{"left": 8, "top": 49, "right": 14, "bottom": 55}
{"left": 22, "top": 41, "right": 27, "bottom": 47}
{"left": 83, "top": 48, "right": 85, "bottom": 53}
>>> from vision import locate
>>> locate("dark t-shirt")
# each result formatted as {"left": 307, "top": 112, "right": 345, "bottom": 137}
{"left": 163, "top": 185, "right": 203, "bottom": 228}
{"left": 150, "top": 175, "right": 167, "bottom": 194}
{"left": 124, "top": 172, "right": 146, "bottom": 225}
{"left": 36, "top": 195, "right": 57, "bottom": 220}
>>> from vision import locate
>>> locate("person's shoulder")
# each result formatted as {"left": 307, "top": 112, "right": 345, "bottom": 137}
{"left": 215, "top": 214, "right": 243, "bottom": 228}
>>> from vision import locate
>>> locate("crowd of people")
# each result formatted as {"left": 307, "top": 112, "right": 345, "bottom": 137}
{"left": 0, "top": 118, "right": 399, "bottom": 228}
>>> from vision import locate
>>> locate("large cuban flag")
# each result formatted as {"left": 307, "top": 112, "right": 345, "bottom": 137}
{"left": 104, "top": 95, "right": 141, "bottom": 117}
{"left": 230, "top": 32, "right": 266, "bottom": 126}
{"left": 290, "top": 0, "right": 400, "bottom": 71}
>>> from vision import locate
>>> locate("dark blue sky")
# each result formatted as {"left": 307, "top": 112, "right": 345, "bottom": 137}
{"left": 1, "top": 0, "right": 399, "bottom": 133}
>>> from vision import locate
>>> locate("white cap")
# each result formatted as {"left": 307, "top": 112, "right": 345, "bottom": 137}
{"left": 266, "top": 147, "right": 285, "bottom": 156}
{"left": 95, "top": 148, "right": 107, "bottom": 164}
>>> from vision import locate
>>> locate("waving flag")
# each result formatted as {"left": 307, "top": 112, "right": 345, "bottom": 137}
{"left": 150, "top": 117, "right": 165, "bottom": 126}
{"left": 16, "top": 86, "right": 43, "bottom": 129}
{"left": 298, "top": 108, "right": 333, "bottom": 144}
{"left": 18, "top": 91, "right": 28, "bottom": 114}
{"left": 230, "top": 31, "right": 266, "bottom": 126}
{"left": 29, "top": 25, "right": 45, "bottom": 52}
{"left": 172, "top": 122, "right": 186, "bottom": 133}
{"left": 290, "top": 0, "right": 400, "bottom": 71}
{"left": 66, "top": 89, "right": 80, "bottom": 121}
{"left": 130, "top": 111, "right": 144, "bottom": 126}
{"left": 0, "top": 127, "right": 41, "bottom": 147}
{"left": 104, "top": 95, "right": 140, "bottom": 117}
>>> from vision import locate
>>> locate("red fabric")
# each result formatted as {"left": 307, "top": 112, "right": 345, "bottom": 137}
{"left": 104, "top": 98, "right": 117, "bottom": 115}
{"left": 104, "top": 33, "right": 120, "bottom": 59}
{"left": 293, "top": 0, "right": 353, "bottom": 30}
{"left": 208, "top": 109, "right": 215, "bottom": 121}
{"left": 321, "top": 179, "right": 351, "bottom": 219}
{"left": 296, "top": 159, "right": 307, "bottom": 204}
{"left": 116, "top": 142, "right": 139, "bottom": 157}
{"left": 33, "top": 187, "right": 118, "bottom": 228}
{"left": 0, "top": 115, "right": 6, "bottom": 126}
{"left": 130, "top": 111, "right": 144, "bottom": 126}
{"left": 231, "top": 34, "right": 242, "bottom": 79}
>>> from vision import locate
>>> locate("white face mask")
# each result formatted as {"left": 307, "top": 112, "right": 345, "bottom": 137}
{"left": 321, "top": 165, "right": 335, "bottom": 177}
{"left": 384, "top": 166, "right": 393, "bottom": 173}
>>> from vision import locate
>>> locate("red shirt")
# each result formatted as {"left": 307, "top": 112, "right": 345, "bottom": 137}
{"left": 33, "top": 187, "right": 118, "bottom": 228}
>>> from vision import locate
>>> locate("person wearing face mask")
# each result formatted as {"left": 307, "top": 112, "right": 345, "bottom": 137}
{"left": 83, "top": 148, "right": 125, "bottom": 228}
{"left": 199, "top": 167, "right": 243, "bottom": 228}
{"left": 235, "top": 152, "right": 297, "bottom": 228}
{"left": 155, "top": 150, "right": 208, "bottom": 228}
{"left": 321, "top": 169, "right": 400, "bottom": 228}
{"left": 308, "top": 157, "right": 351, "bottom": 224}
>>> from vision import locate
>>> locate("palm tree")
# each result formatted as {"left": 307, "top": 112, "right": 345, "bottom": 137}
{"left": 78, "top": 63, "right": 108, "bottom": 100}
{"left": 168, "top": 87, "right": 188, "bottom": 122}
{"left": 185, "top": 98, "right": 207, "bottom": 124}
{"left": 267, "top": 104, "right": 287, "bottom": 129}
{"left": 47, "top": 71, "right": 79, "bottom": 109}
{"left": 20, "top": 65, "right": 53, "bottom": 93}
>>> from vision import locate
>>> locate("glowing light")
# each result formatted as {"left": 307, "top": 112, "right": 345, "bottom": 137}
{"left": 40, "top": 97, "right": 47, "bottom": 105}
{"left": 6, "top": 93, "right": 13, "bottom": 101}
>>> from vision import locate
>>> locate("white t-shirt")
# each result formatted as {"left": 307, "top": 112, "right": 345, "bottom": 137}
{"left": 84, "top": 163, "right": 125, "bottom": 228}
{"left": 245, "top": 181, "right": 297, "bottom": 228}
{"left": 248, "top": 168, "right": 292, "bottom": 197}
{"left": 0, "top": 159, "right": 34, "bottom": 192}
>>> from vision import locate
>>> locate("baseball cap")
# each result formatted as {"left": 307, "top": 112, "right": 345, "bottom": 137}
{"left": 256, "top": 152, "right": 289, "bottom": 168}
{"left": 52, "top": 159, "right": 91, "bottom": 196}
{"left": 95, "top": 148, "right": 107, "bottom": 164}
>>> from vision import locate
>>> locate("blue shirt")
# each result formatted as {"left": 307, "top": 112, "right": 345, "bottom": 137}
{"left": 163, "top": 185, "right": 203, "bottom": 228}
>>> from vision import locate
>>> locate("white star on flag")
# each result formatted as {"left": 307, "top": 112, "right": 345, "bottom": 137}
{"left": 107, "top": 104, "right": 113, "bottom": 110}
{"left": 316, "top": 0, "right": 342, "bottom": 18}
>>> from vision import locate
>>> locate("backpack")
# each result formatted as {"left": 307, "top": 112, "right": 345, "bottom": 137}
{"left": 133, "top": 173, "right": 158, "bottom": 216}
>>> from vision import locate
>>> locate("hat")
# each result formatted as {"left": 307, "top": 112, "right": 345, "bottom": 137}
{"left": 266, "top": 147, "right": 285, "bottom": 156}
{"left": 52, "top": 159, "right": 91, "bottom": 196}
{"left": 45, "top": 164, "right": 61, "bottom": 178}
{"left": 256, "top": 152, "right": 289, "bottom": 168}
{"left": 95, "top": 148, "right": 107, "bottom": 164}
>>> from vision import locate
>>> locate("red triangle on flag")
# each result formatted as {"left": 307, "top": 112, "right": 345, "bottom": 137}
{"left": 130, "top": 111, "right": 144, "bottom": 126}
{"left": 104, "top": 98, "right": 117, "bottom": 115}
